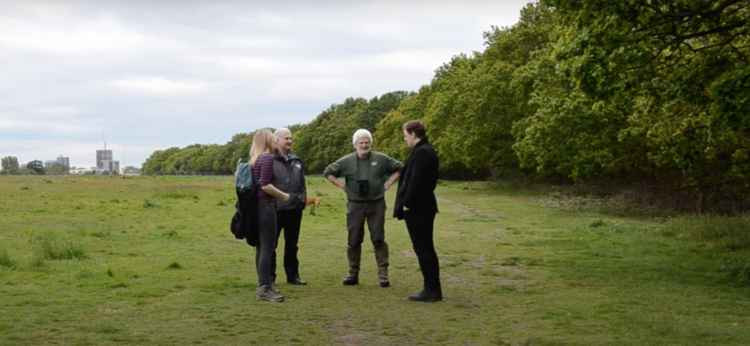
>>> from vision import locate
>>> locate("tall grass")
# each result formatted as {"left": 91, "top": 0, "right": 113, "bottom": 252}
{"left": 663, "top": 215, "right": 750, "bottom": 285}
{"left": 663, "top": 215, "right": 750, "bottom": 251}
{"left": 0, "top": 249, "right": 16, "bottom": 269}
{"left": 35, "top": 236, "right": 87, "bottom": 260}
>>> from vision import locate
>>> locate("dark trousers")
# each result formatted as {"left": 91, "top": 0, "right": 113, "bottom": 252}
{"left": 405, "top": 211, "right": 441, "bottom": 293}
{"left": 255, "top": 198, "right": 278, "bottom": 287}
{"left": 346, "top": 199, "right": 389, "bottom": 280}
{"left": 272, "top": 208, "right": 303, "bottom": 282}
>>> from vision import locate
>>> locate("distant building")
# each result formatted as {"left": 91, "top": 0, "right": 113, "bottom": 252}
{"left": 96, "top": 150, "right": 113, "bottom": 171}
{"left": 96, "top": 145, "right": 119, "bottom": 174}
{"left": 56, "top": 156, "right": 70, "bottom": 172}
{"left": 70, "top": 167, "right": 93, "bottom": 175}
{"left": 123, "top": 166, "right": 141, "bottom": 176}
{"left": 44, "top": 160, "right": 57, "bottom": 169}
{"left": 43, "top": 155, "right": 70, "bottom": 174}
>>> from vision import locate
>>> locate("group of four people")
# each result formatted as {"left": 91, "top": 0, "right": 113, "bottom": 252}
{"left": 248, "top": 120, "right": 442, "bottom": 303}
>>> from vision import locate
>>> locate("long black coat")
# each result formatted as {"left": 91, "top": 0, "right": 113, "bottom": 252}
{"left": 394, "top": 139, "right": 439, "bottom": 219}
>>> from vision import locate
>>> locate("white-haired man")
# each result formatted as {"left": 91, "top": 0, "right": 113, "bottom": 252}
{"left": 324, "top": 129, "right": 402, "bottom": 287}
{"left": 271, "top": 128, "right": 308, "bottom": 285}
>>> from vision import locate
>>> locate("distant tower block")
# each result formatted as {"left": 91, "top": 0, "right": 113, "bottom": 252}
{"left": 97, "top": 149, "right": 113, "bottom": 170}
{"left": 56, "top": 155, "right": 70, "bottom": 172}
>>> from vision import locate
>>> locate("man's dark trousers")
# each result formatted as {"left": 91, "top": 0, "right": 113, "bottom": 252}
{"left": 405, "top": 211, "right": 440, "bottom": 294}
{"left": 272, "top": 208, "right": 303, "bottom": 282}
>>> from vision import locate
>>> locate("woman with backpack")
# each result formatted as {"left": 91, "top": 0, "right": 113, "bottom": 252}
{"left": 250, "top": 129, "right": 290, "bottom": 302}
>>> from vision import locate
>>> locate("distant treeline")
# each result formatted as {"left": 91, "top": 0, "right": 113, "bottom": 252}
{"left": 143, "top": 1, "right": 750, "bottom": 210}
{"left": 141, "top": 91, "right": 410, "bottom": 176}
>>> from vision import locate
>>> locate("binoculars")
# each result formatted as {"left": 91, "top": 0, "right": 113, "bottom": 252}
{"left": 356, "top": 180, "right": 370, "bottom": 196}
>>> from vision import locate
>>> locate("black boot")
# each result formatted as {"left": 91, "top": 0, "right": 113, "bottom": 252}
{"left": 287, "top": 276, "right": 307, "bottom": 285}
{"left": 342, "top": 275, "right": 359, "bottom": 286}
{"left": 408, "top": 289, "right": 442, "bottom": 302}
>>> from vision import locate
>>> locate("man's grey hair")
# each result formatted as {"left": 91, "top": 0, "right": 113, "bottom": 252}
{"left": 352, "top": 129, "right": 373, "bottom": 146}
{"left": 274, "top": 127, "right": 291, "bottom": 140}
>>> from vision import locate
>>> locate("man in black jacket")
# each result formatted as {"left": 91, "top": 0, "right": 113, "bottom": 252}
{"left": 271, "top": 128, "right": 308, "bottom": 285}
{"left": 394, "top": 120, "right": 442, "bottom": 302}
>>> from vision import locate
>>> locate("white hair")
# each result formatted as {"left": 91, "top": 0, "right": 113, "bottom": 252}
{"left": 274, "top": 127, "right": 291, "bottom": 139}
{"left": 352, "top": 129, "right": 373, "bottom": 146}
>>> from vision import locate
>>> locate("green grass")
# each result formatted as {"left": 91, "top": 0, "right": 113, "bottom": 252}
{"left": 0, "top": 175, "right": 749, "bottom": 345}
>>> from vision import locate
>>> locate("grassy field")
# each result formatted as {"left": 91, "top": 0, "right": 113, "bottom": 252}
{"left": 1, "top": 175, "right": 749, "bottom": 345}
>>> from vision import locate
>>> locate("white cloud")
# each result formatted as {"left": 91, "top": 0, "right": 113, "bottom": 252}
{"left": 0, "top": 120, "right": 94, "bottom": 136}
{"left": 0, "top": 110, "right": 95, "bottom": 135}
{"left": 110, "top": 77, "right": 210, "bottom": 96}
{"left": 267, "top": 77, "right": 353, "bottom": 102}
{"left": 37, "top": 106, "right": 82, "bottom": 117}
{"left": 0, "top": 14, "right": 148, "bottom": 56}
{"left": 208, "top": 56, "right": 288, "bottom": 76}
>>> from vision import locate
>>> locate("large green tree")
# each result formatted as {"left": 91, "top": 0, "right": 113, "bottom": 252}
{"left": 1, "top": 156, "right": 20, "bottom": 174}
{"left": 376, "top": 2, "right": 556, "bottom": 178}
{"left": 511, "top": 0, "right": 750, "bottom": 206}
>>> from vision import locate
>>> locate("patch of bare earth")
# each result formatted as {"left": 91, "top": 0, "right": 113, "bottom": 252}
{"left": 328, "top": 319, "right": 395, "bottom": 346}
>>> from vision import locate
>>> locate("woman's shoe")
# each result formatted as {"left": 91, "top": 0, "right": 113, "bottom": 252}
{"left": 256, "top": 285, "right": 284, "bottom": 302}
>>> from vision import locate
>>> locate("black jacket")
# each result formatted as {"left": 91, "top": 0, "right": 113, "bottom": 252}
{"left": 273, "top": 153, "right": 307, "bottom": 211}
{"left": 394, "top": 139, "right": 439, "bottom": 219}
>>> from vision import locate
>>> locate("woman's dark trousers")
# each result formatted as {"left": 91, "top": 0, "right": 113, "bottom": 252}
{"left": 255, "top": 199, "right": 278, "bottom": 288}
{"left": 405, "top": 211, "right": 441, "bottom": 295}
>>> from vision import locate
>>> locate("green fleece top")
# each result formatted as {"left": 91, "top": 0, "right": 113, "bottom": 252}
{"left": 323, "top": 151, "right": 402, "bottom": 202}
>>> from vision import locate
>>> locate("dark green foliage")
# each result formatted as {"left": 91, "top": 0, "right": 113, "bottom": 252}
{"left": 511, "top": 0, "right": 750, "bottom": 209}
{"left": 141, "top": 92, "right": 408, "bottom": 176}
{"left": 376, "top": 3, "right": 558, "bottom": 178}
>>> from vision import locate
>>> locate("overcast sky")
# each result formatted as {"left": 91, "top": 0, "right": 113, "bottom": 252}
{"left": 0, "top": 0, "right": 530, "bottom": 168}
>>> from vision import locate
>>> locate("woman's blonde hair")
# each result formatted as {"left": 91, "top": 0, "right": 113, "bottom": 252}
{"left": 250, "top": 129, "right": 275, "bottom": 165}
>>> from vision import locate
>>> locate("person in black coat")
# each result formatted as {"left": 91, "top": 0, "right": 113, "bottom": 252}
{"left": 394, "top": 120, "right": 442, "bottom": 302}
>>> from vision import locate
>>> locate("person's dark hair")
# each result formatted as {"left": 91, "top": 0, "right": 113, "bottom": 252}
{"left": 403, "top": 120, "right": 427, "bottom": 139}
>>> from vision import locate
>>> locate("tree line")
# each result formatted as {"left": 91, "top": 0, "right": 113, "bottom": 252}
{"left": 1, "top": 157, "right": 62, "bottom": 175}
{"left": 142, "top": 1, "right": 749, "bottom": 210}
